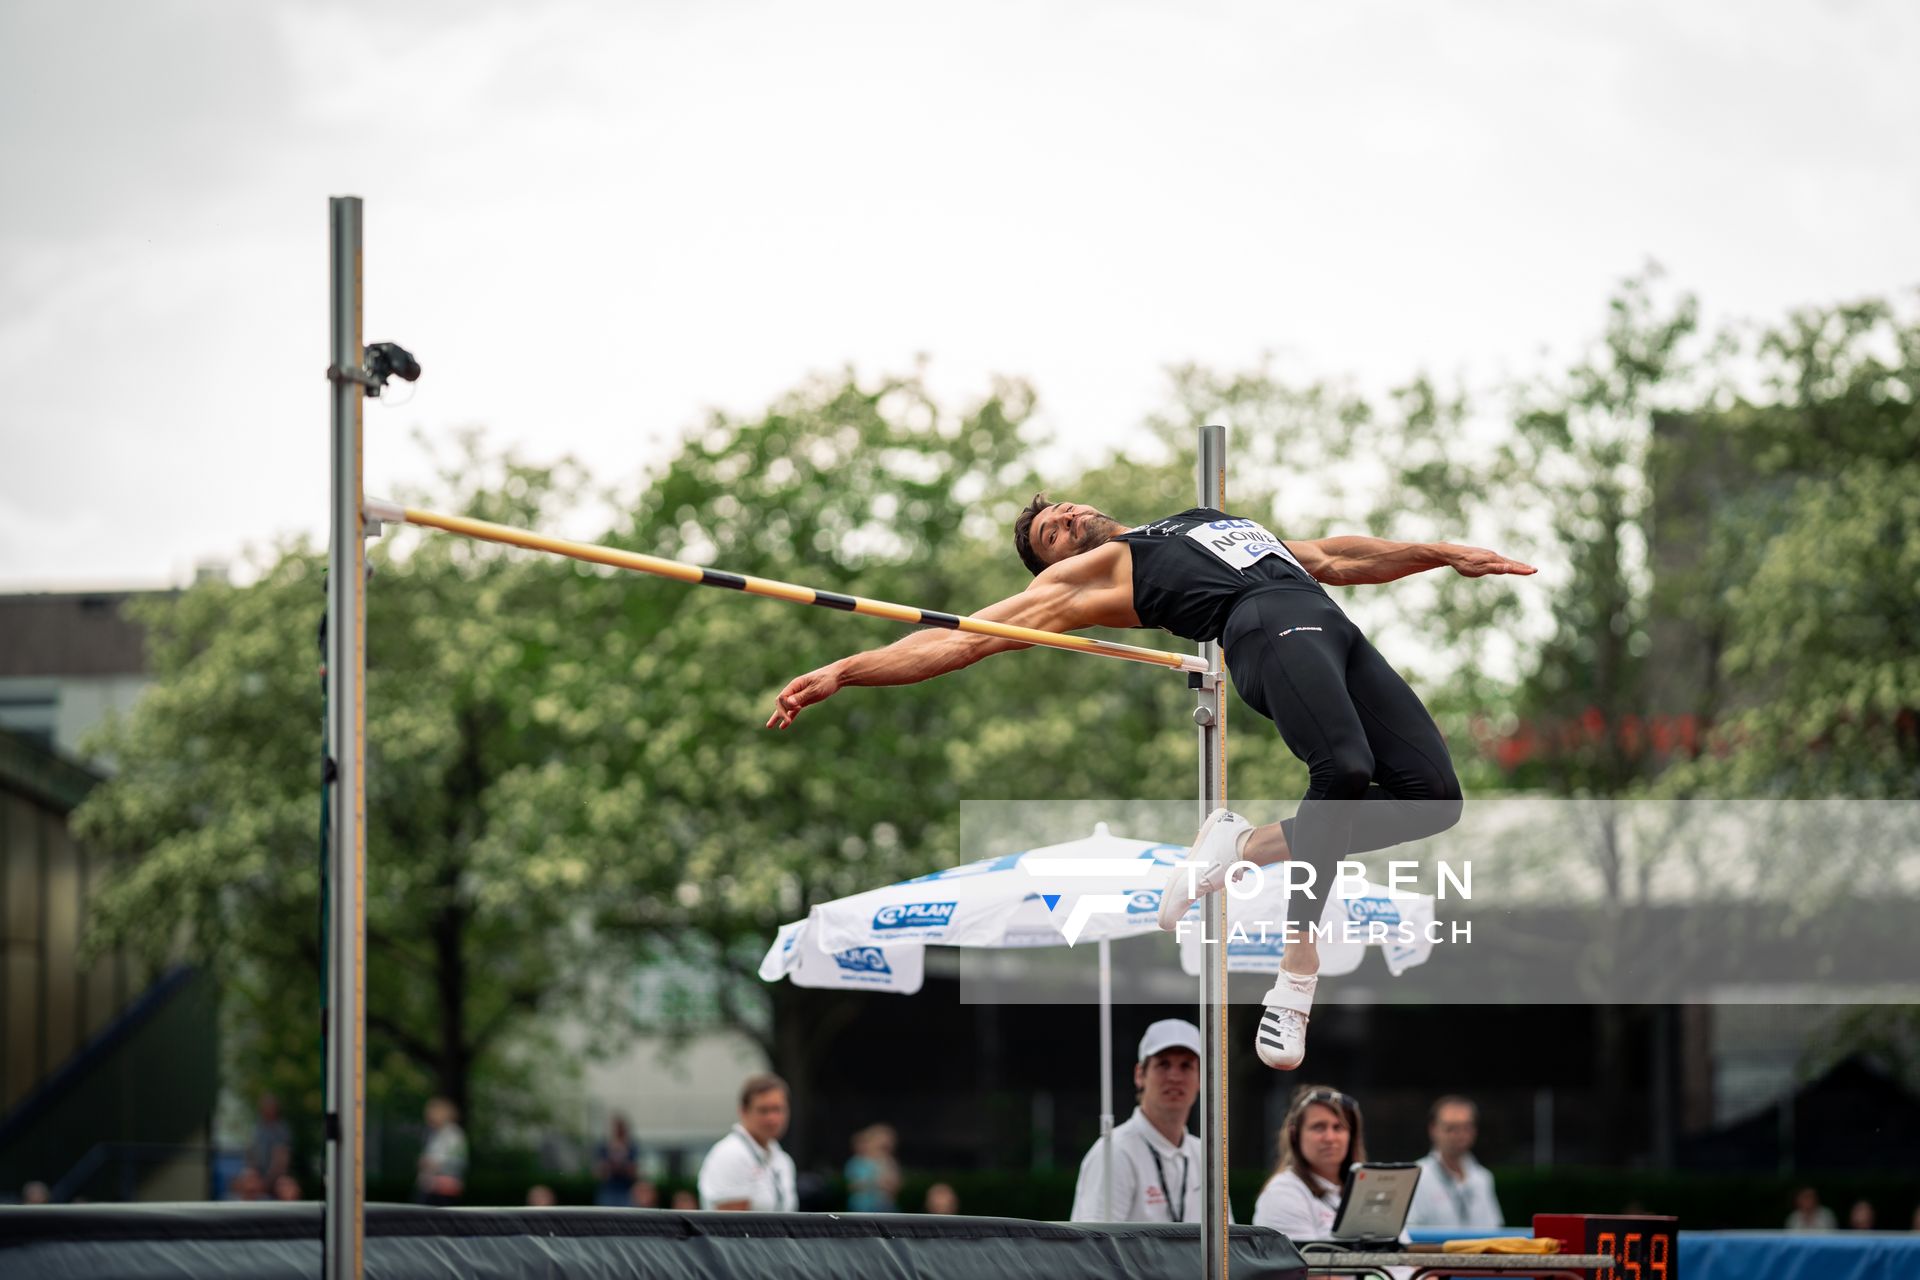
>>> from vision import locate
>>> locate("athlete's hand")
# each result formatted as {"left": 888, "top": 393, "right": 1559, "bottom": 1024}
{"left": 767, "top": 665, "right": 844, "bottom": 729}
{"left": 1447, "top": 545, "right": 1536, "bottom": 578}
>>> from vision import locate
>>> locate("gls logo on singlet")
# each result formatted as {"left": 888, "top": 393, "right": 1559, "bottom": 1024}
{"left": 1188, "top": 518, "right": 1306, "bottom": 575}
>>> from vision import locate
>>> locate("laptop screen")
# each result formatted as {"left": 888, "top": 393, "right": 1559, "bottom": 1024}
{"left": 1330, "top": 1163, "right": 1421, "bottom": 1242}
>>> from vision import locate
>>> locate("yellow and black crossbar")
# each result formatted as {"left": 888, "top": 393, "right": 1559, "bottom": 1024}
{"left": 365, "top": 500, "right": 1208, "bottom": 674}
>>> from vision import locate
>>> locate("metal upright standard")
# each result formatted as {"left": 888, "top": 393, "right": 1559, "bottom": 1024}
{"left": 1097, "top": 936, "right": 1114, "bottom": 1220}
{"left": 1195, "top": 423, "right": 1231, "bottom": 1279}
{"left": 323, "top": 197, "right": 420, "bottom": 1280}
{"left": 325, "top": 196, "right": 369, "bottom": 1280}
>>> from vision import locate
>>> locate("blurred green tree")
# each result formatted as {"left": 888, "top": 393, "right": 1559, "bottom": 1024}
{"left": 1658, "top": 298, "right": 1920, "bottom": 797}
{"left": 1654, "top": 298, "right": 1920, "bottom": 1098}
{"left": 76, "top": 442, "right": 639, "bottom": 1148}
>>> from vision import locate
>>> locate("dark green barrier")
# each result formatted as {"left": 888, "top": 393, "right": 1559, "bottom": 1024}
{"left": 375, "top": 1162, "right": 1920, "bottom": 1230}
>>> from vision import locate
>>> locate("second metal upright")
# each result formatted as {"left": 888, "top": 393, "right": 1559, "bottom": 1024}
{"left": 1195, "top": 423, "right": 1230, "bottom": 1278}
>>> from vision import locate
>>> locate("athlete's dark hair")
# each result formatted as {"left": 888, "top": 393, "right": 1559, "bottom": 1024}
{"left": 1013, "top": 492, "right": 1052, "bottom": 576}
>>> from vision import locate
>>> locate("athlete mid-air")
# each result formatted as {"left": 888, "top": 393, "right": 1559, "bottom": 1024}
{"left": 769, "top": 496, "right": 1533, "bottom": 1070}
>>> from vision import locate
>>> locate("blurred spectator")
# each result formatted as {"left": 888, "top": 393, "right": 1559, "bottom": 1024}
{"left": 1406, "top": 1095, "right": 1504, "bottom": 1230}
{"left": 593, "top": 1114, "right": 641, "bottom": 1208}
{"left": 698, "top": 1073, "right": 797, "bottom": 1211}
{"left": 631, "top": 1177, "right": 661, "bottom": 1209}
{"left": 226, "top": 1166, "right": 266, "bottom": 1202}
{"left": 271, "top": 1174, "right": 301, "bottom": 1202}
{"left": 414, "top": 1096, "right": 468, "bottom": 1206}
{"left": 21, "top": 1181, "right": 51, "bottom": 1205}
{"left": 923, "top": 1182, "right": 960, "bottom": 1215}
{"left": 670, "top": 1189, "right": 699, "bottom": 1210}
{"left": 845, "top": 1124, "right": 901, "bottom": 1213}
{"left": 526, "top": 1184, "right": 558, "bottom": 1207}
{"left": 1847, "top": 1200, "right": 1875, "bottom": 1230}
{"left": 1785, "top": 1186, "right": 1836, "bottom": 1230}
{"left": 1910, "top": 1203, "right": 1920, "bottom": 1231}
{"left": 248, "top": 1094, "right": 292, "bottom": 1183}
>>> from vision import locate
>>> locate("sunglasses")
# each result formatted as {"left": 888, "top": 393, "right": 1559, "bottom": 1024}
{"left": 1299, "top": 1089, "right": 1356, "bottom": 1112}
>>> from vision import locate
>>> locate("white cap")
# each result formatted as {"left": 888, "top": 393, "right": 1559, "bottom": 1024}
{"left": 1137, "top": 1018, "right": 1203, "bottom": 1063}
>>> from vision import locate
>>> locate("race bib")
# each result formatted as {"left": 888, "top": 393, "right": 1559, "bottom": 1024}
{"left": 1185, "top": 518, "right": 1306, "bottom": 575}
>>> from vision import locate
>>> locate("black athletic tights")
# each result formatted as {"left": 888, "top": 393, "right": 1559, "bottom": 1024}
{"left": 1221, "top": 588, "right": 1462, "bottom": 916}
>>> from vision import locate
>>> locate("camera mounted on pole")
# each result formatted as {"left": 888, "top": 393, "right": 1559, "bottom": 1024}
{"left": 327, "top": 341, "right": 421, "bottom": 397}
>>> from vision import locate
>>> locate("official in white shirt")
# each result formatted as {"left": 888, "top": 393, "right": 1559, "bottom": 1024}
{"left": 1405, "top": 1095, "right": 1504, "bottom": 1230}
{"left": 1070, "top": 1020, "right": 1208, "bottom": 1223}
{"left": 697, "top": 1073, "right": 799, "bottom": 1212}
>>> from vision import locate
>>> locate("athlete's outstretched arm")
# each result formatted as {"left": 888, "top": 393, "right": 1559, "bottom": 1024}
{"left": 1288, "top": 536, "right": 1536, "bottom": 587}
{"left": 766, "top": 573, "right": 1094, "bottom": 729}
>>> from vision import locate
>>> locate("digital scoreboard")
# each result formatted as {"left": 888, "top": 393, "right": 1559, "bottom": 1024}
{"left": 1533, "top": 1214, "right": 1679, "bottom": 1280}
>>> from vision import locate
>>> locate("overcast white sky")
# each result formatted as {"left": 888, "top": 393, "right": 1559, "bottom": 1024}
{"left": 2, "top": 0, "right": 1916, "bottom": 590}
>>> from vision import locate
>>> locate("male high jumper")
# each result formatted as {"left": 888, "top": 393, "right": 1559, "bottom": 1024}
{"left": 768, "top": 498, "right": 1533, "bottom": 1070}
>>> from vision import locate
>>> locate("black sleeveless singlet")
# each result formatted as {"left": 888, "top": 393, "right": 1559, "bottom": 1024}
{"left": 1116, "top": 508, "right": 1327, "bottom": 643}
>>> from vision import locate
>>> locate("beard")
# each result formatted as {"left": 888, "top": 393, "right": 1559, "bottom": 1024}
{"left": 1069, "top": 511, "right": 1123, "bottom": 555}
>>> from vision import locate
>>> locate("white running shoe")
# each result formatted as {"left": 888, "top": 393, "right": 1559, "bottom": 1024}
{"left": 1157, "top": 808, "right": 1252, "bottom": 933}
{"left": 1255, "top": 969, "right": 1317, "bottom": 1070}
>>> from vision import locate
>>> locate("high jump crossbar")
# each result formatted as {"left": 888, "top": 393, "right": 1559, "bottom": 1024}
{"left": 364, "top": 499, "right": 1211, "bottom": 675}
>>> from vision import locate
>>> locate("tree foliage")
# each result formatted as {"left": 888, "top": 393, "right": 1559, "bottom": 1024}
{"left": 1660, "top": 298, "right": 1920, "bottom": 797}
{"left": 77, "top": 445, "right": 646, "bottom": 1136}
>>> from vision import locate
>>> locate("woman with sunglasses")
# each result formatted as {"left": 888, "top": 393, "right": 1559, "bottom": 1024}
{"left": 1255, "top": 1085, "right": 1369, "bottom": 1236}
{"left": 1255, "top": 1086, "right": 1414, "bottom": 1274}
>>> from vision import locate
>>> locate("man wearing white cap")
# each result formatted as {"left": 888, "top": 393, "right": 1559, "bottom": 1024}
{"left": 1070, "top": 1019, "right": 1211, "bottom": 1223}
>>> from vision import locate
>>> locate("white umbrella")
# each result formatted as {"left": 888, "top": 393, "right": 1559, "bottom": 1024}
{"left": 759, "top": 823, "right": 1186, "bottom": 1220}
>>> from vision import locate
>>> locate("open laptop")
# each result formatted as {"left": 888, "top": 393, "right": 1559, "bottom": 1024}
{"left": 1298, "top": 1161, "right": 1422, "bottom": 1253}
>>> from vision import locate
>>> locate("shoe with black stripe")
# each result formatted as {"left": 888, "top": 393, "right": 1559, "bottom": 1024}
{"left": 1158, "top": 808, "right": 1252, "bottom": 933}
{"left": 1255, "top": 969, "right": 1317, "bottom": 1070}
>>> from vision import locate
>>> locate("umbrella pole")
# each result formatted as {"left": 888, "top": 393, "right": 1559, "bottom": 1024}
{"left": 1099, "top": 937, "right": 1114, "bottom": 1221}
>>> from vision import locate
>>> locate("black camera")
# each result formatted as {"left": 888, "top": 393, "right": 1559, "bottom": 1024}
{"left": 363, "top": 341, "right": 421, "bottom": 394}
